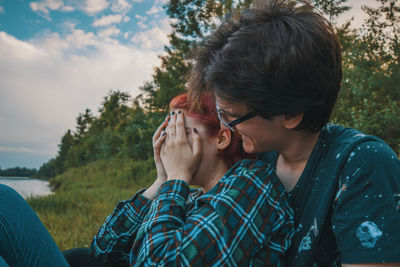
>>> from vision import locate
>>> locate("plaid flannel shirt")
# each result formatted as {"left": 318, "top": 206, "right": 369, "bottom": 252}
{"left": 90, "top": 159, "right": 294, "bottom": 266}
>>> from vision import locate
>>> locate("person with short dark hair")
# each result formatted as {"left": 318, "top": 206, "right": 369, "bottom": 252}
{"left": 188, "top": 0, "right": 400, "bottom": 266}
{"left": 89, "top": 93, "right": 295, "bottom": 266}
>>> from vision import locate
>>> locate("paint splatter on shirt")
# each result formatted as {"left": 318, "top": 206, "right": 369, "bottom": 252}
{"left": 258, "top": 123, "right": 400, "bottom": 266}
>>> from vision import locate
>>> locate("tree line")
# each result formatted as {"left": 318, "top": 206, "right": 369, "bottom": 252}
{"left": 0, "top": 167, "right": 37, "bottom": 177}
{"left": 37, "top": 0, "right": 400, "bottom": 178}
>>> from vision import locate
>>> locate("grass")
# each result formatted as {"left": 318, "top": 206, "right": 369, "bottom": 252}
{"left": 27, "top": 158, "right": 156, "bottom": 250}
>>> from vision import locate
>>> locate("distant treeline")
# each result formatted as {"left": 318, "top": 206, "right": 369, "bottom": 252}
{"left": 36, "top": 0, "right": 400, "bottom": 179}
{"left": 0, "top": 167, "right": 38, "bottom": 177}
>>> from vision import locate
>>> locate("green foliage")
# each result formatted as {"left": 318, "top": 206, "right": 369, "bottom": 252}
{"left": 332, "top": 0, "right": 400, "bottom": 154}
{"left": 0, "top": 166, "right": 37, "bottom": 177}
{"left": 38, "top": 91, "right": 167, "bottom": 178}
{"left": 38, "top": 0, "right": 400, "bottom": 179}
{"left": 313, "top": 0, "right": 350, "bottom": 21}
{"left": 29, "top": 158, "right": 156, "bottom": 250}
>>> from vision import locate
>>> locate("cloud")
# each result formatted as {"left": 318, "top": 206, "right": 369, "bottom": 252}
{"left": 30, "top": 0, "right": 74, "bottom": 20}
{"left": 83, "top": 0, "right": 109, "bottom": 15}
{"left": 111, "top": 0, "right": 132, "bottom": 13}
{"left": 93, "top": 14, "right": 122, "bottom": 26}
{"left": 29, "top": 0, "right": 111, "bottom": 17}
{"left": 0, "top": 24, "right": 168, "bottom": 165}
{"left": 62, "top": 5, "right": 74, "bottom": 12}
{"left": 30, "top": 0, "right": 64, "bottom": 14}
{"left": 92, "top": 14, "right": 130, "bottom": 28}
{"left": 146, "top": 0, "right": 168, "bottom": 15}
{"left": 135, "top": 14, "right": 148, "bottom": 29}
{"left": 98, "top": 26, "right": 121, "bottom": 38}
{"left": 131, "top": 17, "right": 171, "bottom": 50}
{"left": 146, "top": 5, "right": 161, "bottom": 15}
{"left": 30, "top": 0, "right": 72, "bottom": 20}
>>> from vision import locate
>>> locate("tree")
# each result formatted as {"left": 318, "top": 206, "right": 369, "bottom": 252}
{"left": 332, "top": 0, "right": 400, "bottom": 154}
{"left": 75, "top": 109, "right": 94, "bottom": 142}
{"left": 313, "top": 0, "right": 350, "bottom": 21}
{"left": 38, "top": 0, "right": 399, "bottom": 179}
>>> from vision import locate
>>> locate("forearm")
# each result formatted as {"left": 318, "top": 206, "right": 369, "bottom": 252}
{"left": 90, "top": 190, "right": 152, "bottom": 263}
{"left": 131, "top": 180, "right": 193, "bottom": 265}
{"left": 130, "top": 172, "right": 292, "bottom": 267}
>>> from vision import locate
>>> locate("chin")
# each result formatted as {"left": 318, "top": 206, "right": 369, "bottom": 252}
{"left": 243, "top": 144, "right": 255, "bottom": 154}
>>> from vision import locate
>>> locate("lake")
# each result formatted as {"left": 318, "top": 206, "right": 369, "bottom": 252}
{"left": 0, "top": 176, "right": 53, "bottom": 199}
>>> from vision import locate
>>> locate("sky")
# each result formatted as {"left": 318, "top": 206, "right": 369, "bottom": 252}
{"left": 0, "top": 0, "right": 380, "bottom": 169}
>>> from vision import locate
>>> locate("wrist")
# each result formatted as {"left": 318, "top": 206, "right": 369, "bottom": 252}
{"left": 167, "top": 174, "right": 191, "bottom": 183}
{"left": 155, "top": 176, "right": 167, "bottom": 183}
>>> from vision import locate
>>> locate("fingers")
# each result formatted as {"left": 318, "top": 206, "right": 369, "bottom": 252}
{"left": 154, "top": 131, "right": 167, "bottom": 152}
{"left": 175, "top": 111, "right": 187, "bottom": 140}
{"left": 166, "top": 111, "right": 176, "bottom": 140}
{"left": 192, "top": 128, "right": 202, "bottom": 158}
{"left": 153, "top": 115, "right": 169, "bottom": 143}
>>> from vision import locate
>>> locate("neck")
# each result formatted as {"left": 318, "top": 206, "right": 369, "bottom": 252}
{"left": 279, "top": 130, "right": 320, "bottom": 164}
{"left": 276, "top": 130, "right": 321, "bottom": 191}
{"left": 201, "top": 159, "right": 229, "bottom": 193}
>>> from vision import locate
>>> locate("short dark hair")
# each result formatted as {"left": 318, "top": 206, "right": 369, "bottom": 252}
{"left": 188, "top": 0, "right": 342, "bottom": 132}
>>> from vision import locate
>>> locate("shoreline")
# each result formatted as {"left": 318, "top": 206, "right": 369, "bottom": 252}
{"left": 0, "top": 177, "right": 53, "bottom": 199}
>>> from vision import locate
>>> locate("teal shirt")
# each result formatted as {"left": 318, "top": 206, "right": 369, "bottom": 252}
{"left": 258, "top": 124, "right": 400, "bottom": 266}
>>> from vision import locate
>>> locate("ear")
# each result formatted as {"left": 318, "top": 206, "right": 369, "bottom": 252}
{"left": 283, "top": 113, "right": 303, "bottom": 130}
{"left": 216, "top": 128, "right": 231, "bottom": 150}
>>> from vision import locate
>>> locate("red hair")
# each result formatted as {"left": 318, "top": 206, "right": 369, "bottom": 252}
{"left": 169, "top": 93, "right": 254, "bottom": 167}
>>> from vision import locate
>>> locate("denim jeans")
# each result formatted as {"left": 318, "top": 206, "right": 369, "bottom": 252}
{"left": 0, "top": 184, "right": 69, "bottom": 267}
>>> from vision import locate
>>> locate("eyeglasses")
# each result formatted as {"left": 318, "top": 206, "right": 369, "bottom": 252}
{"left": 216, "top": 103, "right": 257, "bottom": 132}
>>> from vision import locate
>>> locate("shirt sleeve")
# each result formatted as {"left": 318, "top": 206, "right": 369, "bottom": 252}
{"left": 90, "top": 189, "right": 152, "bottom": 265}
{"left": 332, "top": 141, "right": 400, "bottom": 263}
{"left": 130, "top": 161, "right": 294, "bottom": 267}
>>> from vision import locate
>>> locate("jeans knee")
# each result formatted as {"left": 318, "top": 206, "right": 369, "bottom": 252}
{"left": 0, "top": 184, "right": 25, "bottom": 204}
{"left": 0, "top": 184, "right": 18, "bottom": 198}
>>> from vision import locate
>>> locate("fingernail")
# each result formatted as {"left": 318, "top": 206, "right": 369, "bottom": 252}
{"left": 171, "top": 111, "right": 175, "bottom": 115}
{"left": 193, "top": 128, "right": 198, "bottom": 133}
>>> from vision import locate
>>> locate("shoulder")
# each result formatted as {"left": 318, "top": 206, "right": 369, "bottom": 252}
{"left": 320, "top": 124, "right": 399, "bottom": 169}
{"left": 222, "top": 159, "right": 277, "bottom": 183}
{"left": 216, "top": 159, "right": 286, "bottom": 198}
{"left": 348, "top": 140, "right": 399, "bottom": 166}
{"left": 340, "top": 139, "right": 400, "bottom": 180}
{"left": 200, "top": 159, "right": 291, "bottom": 218}
{"left": 321, "top": 124, "right": 381, "bottom": 148}
{"left": 332, "top": 136, "right": 400, "bottom": 208}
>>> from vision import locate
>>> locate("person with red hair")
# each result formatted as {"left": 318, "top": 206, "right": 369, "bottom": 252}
{"left": 87, "top": 93, "right": 295, "bottom": 266}
{"left": 0, "top": 92, "right": 293, "bottom": 267}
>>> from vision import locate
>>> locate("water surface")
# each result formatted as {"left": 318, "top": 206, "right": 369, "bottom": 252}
{"left": 0, "top": 176, "right": 52, "bottom": 199}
